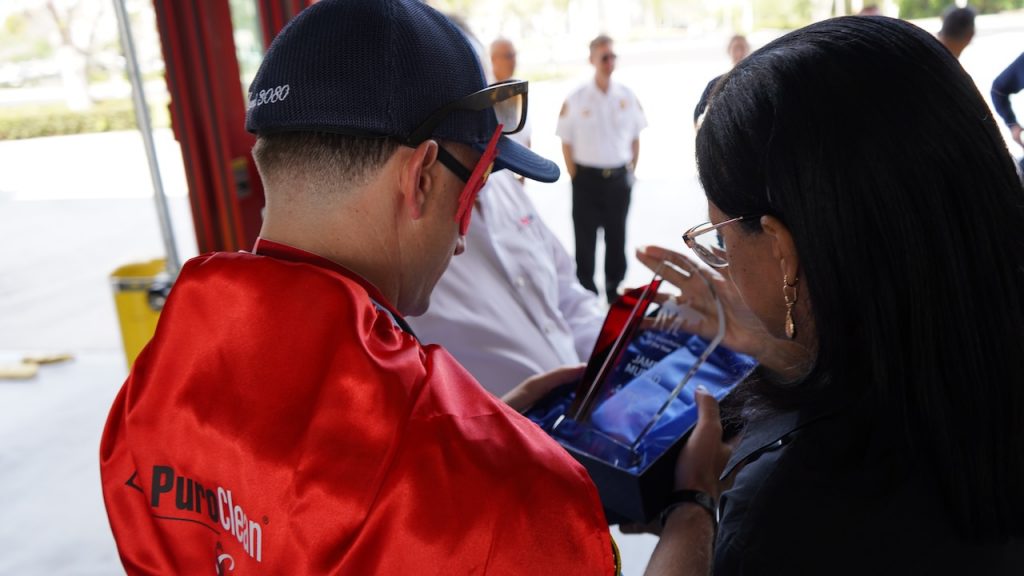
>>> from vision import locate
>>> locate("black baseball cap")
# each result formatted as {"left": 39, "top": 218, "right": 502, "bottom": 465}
{"left": 245, "top": 0, "right": 559, "bottom": 183}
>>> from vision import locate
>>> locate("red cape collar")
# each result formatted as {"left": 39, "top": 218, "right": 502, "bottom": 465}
{"left": 250, "top": 237, "right": 411, "bottom": 334}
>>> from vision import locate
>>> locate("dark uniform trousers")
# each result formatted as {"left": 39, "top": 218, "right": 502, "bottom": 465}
{"left": 571, "top": 165, "right": 632, "bottom": 302}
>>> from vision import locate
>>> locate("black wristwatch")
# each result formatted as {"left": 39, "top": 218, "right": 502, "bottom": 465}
{"left": 659, "top": 489, "right": 718, "bottom": 533}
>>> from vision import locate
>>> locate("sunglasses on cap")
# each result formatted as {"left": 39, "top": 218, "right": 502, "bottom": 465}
{"left": 405, "top": 80, "right": 529, "bottom": 236}
{"left": 404, "top": 79, "right": 528, "bottom": 147}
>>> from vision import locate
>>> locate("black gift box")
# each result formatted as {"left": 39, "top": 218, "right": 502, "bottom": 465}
{"left": 524, "top": 382, "right": 687, "bottom": 524}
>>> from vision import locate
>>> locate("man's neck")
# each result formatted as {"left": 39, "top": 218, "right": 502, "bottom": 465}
{"left": 594, "top": 74, "right": 611, "bottom": 93}
{"left": 939, "top": 36, "right": 967, "bottom": 59}
{"left": 259, "top": 192, "right": 402, "bottom": 309}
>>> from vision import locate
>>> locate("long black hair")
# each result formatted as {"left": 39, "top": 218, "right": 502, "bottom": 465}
{"left": 697, "top": 16, "right": 1024, "bottom": 540}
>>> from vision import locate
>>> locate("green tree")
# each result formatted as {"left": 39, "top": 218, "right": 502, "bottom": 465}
{"left": 899, "top": 0, "right": 1024, "bottom": 18}
{"left": 898, "top": 0, "right": 946, "bottom": 19}
{"left": 972, "top": 0, "right": 1024, "bottom": 13}
{"left": 1, "top": 12, "right": 54, "bottom": 62}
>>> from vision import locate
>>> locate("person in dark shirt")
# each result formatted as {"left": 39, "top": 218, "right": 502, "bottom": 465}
{"left": 992, "top": 51, "right": 1024, "bottom": 151}
{"left": 641, "top": 16, "right": 1024, "bottom": 575}
{"left": 937, "top": 5, "right": 975, "bottom": 59}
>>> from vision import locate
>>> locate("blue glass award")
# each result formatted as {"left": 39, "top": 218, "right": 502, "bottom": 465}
{"left": 525, "top": 266, "right": 756, "bottom": 523}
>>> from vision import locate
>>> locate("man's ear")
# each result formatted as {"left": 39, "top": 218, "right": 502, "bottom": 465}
{"left": 398, "top": 140, "right": 439, "bottom": 221}
{"left": 760, "top": 215, "right": 800, "bottom": 281}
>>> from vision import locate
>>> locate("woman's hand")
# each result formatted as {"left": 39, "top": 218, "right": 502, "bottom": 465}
{"left": 632, "top": 389, "right": 727, "bottom": 576}
{"left": 619, "top": 387, "right": 734, "bottom": 539}
{"left": 637, "top": 245, "right": 766, "bottom": 356}
{"left": 674, "top": 387, "right": 732, "bottom": 499}
{"left": 636, "top": 245, "right": 808, "bottom": 378}
{"left": 501, "top": 364, "right": 585, "bottom": 413}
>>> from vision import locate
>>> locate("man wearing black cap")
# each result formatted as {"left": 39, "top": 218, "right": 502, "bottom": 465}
{"left": 99, "top": 1, "right": 618, "bottom": 573}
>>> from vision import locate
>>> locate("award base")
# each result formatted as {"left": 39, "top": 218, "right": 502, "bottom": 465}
{"left": 526, "top": 383, "right": 695, "bottom": 525}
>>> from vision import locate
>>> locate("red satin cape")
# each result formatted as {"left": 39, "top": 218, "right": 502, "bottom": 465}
{"left": 99, "top": 240, "right": 613, "bottom": 574}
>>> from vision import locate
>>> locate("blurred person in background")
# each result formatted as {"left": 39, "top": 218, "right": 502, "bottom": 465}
{"left": 694, "top": 35, "right": 751, "bottom": 128}
{"left": 410, "top": 27, "right": 606, "bottom": 397}
{"left": 937, "top": 5, "right": 975, "bottom": 59}
{"left": 490, "top": 37, "right": 532, "bottom": 148}
{"left": 992, "top": 51, "right": 1024, "bottom": 152}
{"left": 490, "top": 37, "right": 517, "bottom": 82}
{"left": 725, "top": 34, "right": 751, "bottom": 67}
{"left": 558, "top": 34, "right": 647, "bottom": 304}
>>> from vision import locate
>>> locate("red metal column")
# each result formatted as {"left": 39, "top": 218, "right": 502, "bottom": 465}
{"left": 152, "top": 0, "right": 313, "bottom": 253}
{"left": 153, "top": 0, "right": 264, "bottom": 253}
{"left": 258, "top": 0, "right": 311, "bottom": 48}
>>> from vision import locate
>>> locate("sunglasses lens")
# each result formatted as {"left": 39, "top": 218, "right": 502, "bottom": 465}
{"left": 494, "top": 94, "right": 524, "bottom": 135}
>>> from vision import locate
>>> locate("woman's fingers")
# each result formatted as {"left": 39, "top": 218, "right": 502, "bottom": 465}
{"left": 675, "top": 387, "right": 730, "bottom": 498}
{"left": 637, "top": 245, "right": 697, "bottom": 269}
{"left": 637, "top": 247, "right": 725, "bottom": 329}
{"left": 637, "top": 251, "right": 692, "bottom": 289}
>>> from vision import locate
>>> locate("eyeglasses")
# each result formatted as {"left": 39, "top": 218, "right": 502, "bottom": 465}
{"left": 440, "top": 124, "right": 502, "bottom": 236}
{"left": 404, "top": 79, "right": 528, "bottom": 147}
{"left": 600, "top": 53, "right": 617, "bottom": 63}
{"left": 681, "top": 216, "right": 753, "bottom": 268}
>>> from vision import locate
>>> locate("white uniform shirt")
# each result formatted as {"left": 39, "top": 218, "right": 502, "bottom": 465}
{"left": 556, "top": 79, "right": 647, "bottom": 168}
{"left": 408, "top": 171, "right": 606, "bottom": 396}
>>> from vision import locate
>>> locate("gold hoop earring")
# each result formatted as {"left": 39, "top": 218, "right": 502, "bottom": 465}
{"left": 783, "top": 274, "right": 798, "bottom": 340}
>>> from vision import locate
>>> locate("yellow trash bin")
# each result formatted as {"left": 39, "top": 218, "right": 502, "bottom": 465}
{"left": 110, "top": 259, "right": 173, "bottom": 367}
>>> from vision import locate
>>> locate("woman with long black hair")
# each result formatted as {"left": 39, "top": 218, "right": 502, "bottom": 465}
{"left": 644, "top": 15, "right": 1024, "bottom": 575}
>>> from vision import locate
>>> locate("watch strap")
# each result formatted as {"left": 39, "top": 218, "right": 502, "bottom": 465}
{"left": 659, "top": 489, "right": 718, "bottom": 532}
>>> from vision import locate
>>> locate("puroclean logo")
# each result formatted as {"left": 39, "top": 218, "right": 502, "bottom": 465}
{"left": 141, "top": 465, "right": 265, "bottom": 563}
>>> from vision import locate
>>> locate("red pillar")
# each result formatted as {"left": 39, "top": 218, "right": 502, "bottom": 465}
{"left": 152, "top": 0, "right": 312, "bottom": 253}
